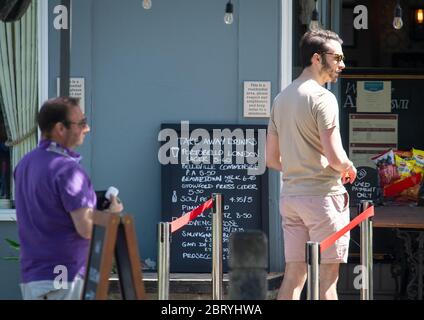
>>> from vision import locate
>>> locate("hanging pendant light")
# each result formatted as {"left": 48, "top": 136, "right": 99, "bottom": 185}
{"left": 393, "top": 1, "right": 403, "bottom": 30}
{"left": 415, "top": 9, "right": 424, "bottom": 25}
{"left": 142, "top": 0, "right": 152, "bottom": 10}
{"left": 224, "top": 0, "right": 234, "bottom": 25}
{"left": 309, "top": 0, "right": 321, "bottom": 31}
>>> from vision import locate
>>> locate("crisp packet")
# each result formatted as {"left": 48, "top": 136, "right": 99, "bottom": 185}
{"left": 394, "top": 149, "right": 413, "bottom": 159}
{"left": 378, "top": 164, "right": 400, "bottom": 187}
{"left": 400, "top": 184, "right": 421, "bottom": 201}
{"left": 371, "top": 149, "right": 394, "bottom": 167}
{"left": 384, "top": 173, "right": 422, "bottom": 197}
{"left": 413, "top": 164, "right": 424, "bottom": 176}
{"left": 413, "top": 148, "right": 424, "bottom": 168}
{"left": 395, "top": 154, "right": 414, "bottom": 179}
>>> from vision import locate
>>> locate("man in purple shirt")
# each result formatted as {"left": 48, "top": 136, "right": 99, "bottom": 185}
{"left": 14, "top": 97, "right": 123, "bottom": 300}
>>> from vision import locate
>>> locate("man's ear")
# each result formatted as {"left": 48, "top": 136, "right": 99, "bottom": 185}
{"left": 312, "top": 53, "right": 321, "bottom": 65}
{"left": 52, "top": 122, "right": 66, "bottom": 137}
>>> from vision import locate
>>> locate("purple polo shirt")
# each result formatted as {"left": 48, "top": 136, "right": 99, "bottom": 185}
{"left": 14, "top": 140, "right": 96, "bottom": 283}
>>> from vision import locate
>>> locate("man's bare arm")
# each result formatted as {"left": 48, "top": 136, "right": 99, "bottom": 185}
{"left": 266, "top": 133, "right": 282, "bottom": 172}
{"left": 320, "top": 126, "right": 357, "bottom": 183}
{"left": 70, "top": 208, "right": 93, "bottom": 239}
{"left": 70, "top": 195, "right": 124, "bottom": 239}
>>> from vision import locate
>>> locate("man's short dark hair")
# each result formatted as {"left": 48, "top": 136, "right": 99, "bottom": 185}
{"left": 299, "top": 29, "right": 343, "bottom": 68}
{"left": 38, "top": 97, "right": 80, "bottom": 135}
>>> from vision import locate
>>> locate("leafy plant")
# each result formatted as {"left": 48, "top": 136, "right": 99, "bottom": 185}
{"left": 3, "top": 238, "right": 20, "bottom": 261}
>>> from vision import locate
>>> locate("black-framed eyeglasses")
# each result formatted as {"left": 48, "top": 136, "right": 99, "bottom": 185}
{"left": 322, "top": 52, "right": 345, "bottom": 63}
{"left": 63, "top": 117, "right": 88, "bottom": 128}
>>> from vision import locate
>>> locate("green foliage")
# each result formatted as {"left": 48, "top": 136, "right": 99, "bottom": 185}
{"left": 3, "top": 238, "right": 20, "bottom": 261}
{"left": 5, "top": 239, "right": 20, "bottom": 250}
{"left": 2, "top": 256, "right": 19, "bottom": 261}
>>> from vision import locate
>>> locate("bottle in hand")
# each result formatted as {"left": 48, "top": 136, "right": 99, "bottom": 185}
{"left": 96, "top": 186, "right": 119, "bottom": 210}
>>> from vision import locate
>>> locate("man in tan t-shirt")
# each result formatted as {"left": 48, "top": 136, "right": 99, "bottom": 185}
{"left": 266, "top": 29, "right": 357, "bottom": 300}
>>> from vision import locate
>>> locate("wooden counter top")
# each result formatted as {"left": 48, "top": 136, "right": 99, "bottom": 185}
{"left": 351, "top": 206, "right": 424, "bottom": 229}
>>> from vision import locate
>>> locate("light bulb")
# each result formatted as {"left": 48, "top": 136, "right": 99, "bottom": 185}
{"left": 417, "top": 9, "right": 424, "bottom": 24}
{"left": 224, "top": 1, "right": 234, "bottom": 25}
{"left": 393, "top": 4, "right": 403, "bottom": 30}
{"left": 309, "top": 20, "right": 321, "bottom": 31}
{"left": 142, "top": 0, "right": 152, "bottom": 10}
{"left": 224, "top": 13, "right": 233, "bottom": 25}
{"left": 393, "top": 17, "right": 403, "bottom": 29}
{"left": 309, "top": 8, "right": 321, "bottom": 31}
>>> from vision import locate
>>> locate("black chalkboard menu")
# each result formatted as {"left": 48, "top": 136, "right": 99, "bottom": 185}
{"left": 345, "top": 166, "right": 380, "bottom": 206}
{"left": 160, "top": 124, "right": 269, "bottom": 273}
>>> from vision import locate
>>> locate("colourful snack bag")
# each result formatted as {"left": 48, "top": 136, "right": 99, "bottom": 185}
{"left": 413, "top": 164, "right": 424, "bottom": 177}
{"left": 371, "top": 149, "right": 394, "bottom": 167}
{"left": 384, "top": 173, "right": 422, "bottom": 197}
{"left": 395, "top": 154, "right": 414, "bottom": 179}
{"left": 413, "top": 148, "right": 424, "bottom": 168}
{"left": 378, "top": 164, "right": 400, "bottom": 187}
{"left": 394, "top": 149, "right": 413, "bottom": 159}
{"left": 400, "top": 183, "right": 421, "bottom": 201}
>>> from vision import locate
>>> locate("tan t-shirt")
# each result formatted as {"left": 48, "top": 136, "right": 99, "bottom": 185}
{"left": 268, "top": 78, "right": 346, "bottom": 196}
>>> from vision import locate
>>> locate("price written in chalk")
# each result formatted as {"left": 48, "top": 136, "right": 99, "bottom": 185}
{"left": 229, "top": 196, "right": 253, "bottom": 203}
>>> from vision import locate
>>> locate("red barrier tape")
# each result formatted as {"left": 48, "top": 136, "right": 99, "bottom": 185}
{"left": 320, "top": 206, "right": 375, "bottom": 253}
{"left": 170, "top": 198, "right": 214, "bottom": 234}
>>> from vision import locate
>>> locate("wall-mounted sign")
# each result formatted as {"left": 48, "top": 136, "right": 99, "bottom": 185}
{"left": 349, "top": 113, "right": 398, "bottom": 167}
{"left": 243, "top": 81, "right": 271, "bottom": 118}
{"left": 357, "top": 81, "right": 391, "bottom": 113}
{"left": 57, "top": 77, "right": 85, "bottom": 113}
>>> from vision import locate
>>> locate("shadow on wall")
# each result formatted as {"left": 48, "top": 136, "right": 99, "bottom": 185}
{"left": 0, "top": 223, "right": 22, "bottom": 299}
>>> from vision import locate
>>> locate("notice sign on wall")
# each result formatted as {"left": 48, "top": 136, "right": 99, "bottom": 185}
{"left": 57, "top": 78, "right": 85, "bottom": 113}
{"left": 243, "top": 81, "right": 271, "bottom": 118}
{"left": 349, "top": 114, "right": 398, "bottom": 167}
{"left": 357, "top": 81, "right": 392, "bottom": 113}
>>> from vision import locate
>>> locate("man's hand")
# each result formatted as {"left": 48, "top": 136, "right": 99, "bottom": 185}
{"left": 341, "top": 164, "right": 357, "bottom": 184}
{"left": 107, "top": 194, "right": 124, "bottom": 213}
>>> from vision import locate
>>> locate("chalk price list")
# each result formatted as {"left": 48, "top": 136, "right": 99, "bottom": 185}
{"left": 172, "top": 163, "right": 259, "bottom": 262}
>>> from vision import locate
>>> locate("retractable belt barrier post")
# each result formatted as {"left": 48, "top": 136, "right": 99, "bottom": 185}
{"left": 306, "top": 241, "right": 320, "bottom": 300}
{"left": 157, "top": 196, "right": 218, "bottom": 300}
{"left": 305, "top": 202, "right": 375, "bottom": 300}
{"left": 158, "top": 222, "right": 171, "bottom": 300}
{"left": 359, "top": 200, "right": 373, "bottom": 300}
{"left": 211, "top": 193, "right": 224, "bottom": 300}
